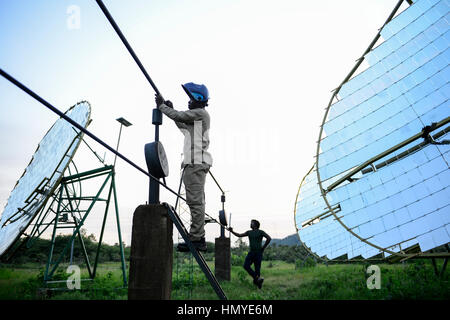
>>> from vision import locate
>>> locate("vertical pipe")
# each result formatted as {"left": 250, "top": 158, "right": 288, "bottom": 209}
{"left": 155, "top": 125, "right": 160, "bottom": 142}
{"left": 113, "top": 124, "right": 124, "bottom": 167}
{"left": 174, "top": 168, "right": 185, "bottom": 210}
{"left": 69, "top": 239, "right": 74, "bottom": 266}
{"left": 152, "top": 108, "right": 162, "bottom": 142}
{"left": 44, "top": 186, "right": 64, "bottom": 282}
{"left": 228, "top": 213, "right": 232, "bottom": 238}
{"left": 148, "top": 108, "right": 163, "bottom": 204}
{"left": 63, "top": 183, "right": 93, "bottom": 278}
{"left": 93, "top": 175, "right": 114, "bottom": 278}
{"left": 220, "top": 194, "right": 225, "bottom": 238}
{"left": 112, "top": 172, "right": 128, "bottom": 286}
{"left": 149, "top": 179, "right": 160, "bottom": 204}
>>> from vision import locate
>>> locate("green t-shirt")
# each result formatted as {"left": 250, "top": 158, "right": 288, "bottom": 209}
{"left": 247, "top": 229, "right": 265, "bottom": 253}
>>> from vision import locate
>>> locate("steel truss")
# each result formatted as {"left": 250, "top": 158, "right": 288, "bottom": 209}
{"left": 32, "top": 165, "right": 128, "bottom": 287}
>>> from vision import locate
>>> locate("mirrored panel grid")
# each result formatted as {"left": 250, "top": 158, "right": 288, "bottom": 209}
{"left": 0, "top": 102, "right": 91, "bottom": 257}
{"left": 329, "top": 139, "right": 449, "bottom": 255}
{"left": 319, "top": 0, "right": 449, "bottom": 181}
{"left": 297, "top": 0, "right": 449, "bottom": 261}
{"left": 297, "top": 142, "right": 449, "bottom": 260}
{"left": 295, "top": 165, "right": 380, "bottom": 260}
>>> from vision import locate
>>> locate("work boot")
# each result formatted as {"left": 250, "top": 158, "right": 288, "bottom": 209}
{"left": 253, "top": 276, "right": 264, "bottom": 289}
{"left": 177, "top": 237, "right": 207, "bottom": 252}
{"left": 256, "top": 277, "right": 264, "bottom": 289}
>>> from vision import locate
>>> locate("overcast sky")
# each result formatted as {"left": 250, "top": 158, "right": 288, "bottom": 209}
{"left": 0, "top": 0, "right": 406, "bottom": 246}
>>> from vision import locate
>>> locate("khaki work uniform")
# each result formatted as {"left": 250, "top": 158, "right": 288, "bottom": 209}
{"left": 159, "top": 103, "right": 212, "bottom": 241}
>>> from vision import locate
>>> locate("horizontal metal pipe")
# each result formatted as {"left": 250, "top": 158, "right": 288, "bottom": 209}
{"left": 361, "top": 125, "right": 450, "bottom": 174}
{"left": 0, "top": 68, "right": 183, "bottom": 202}
{"left": 95, "top": 0, "right": 162, "bottom": 97}
{"left": 326, "top": 116, "right": 450, "bottom": 192}
{"left": 62, "top": 165, "right": 113, "bottom": 182}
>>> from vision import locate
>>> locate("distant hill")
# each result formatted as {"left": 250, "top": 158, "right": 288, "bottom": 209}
{"left": 270, "top": 234, "right": 300, "bottom": 246}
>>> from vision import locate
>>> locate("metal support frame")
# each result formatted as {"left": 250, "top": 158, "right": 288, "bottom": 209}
{"left": 430, "top": 244, "right": 449, "bottom": 277}
{"left": 114, "top": 117, "right": 132, "bottom": 167}
{"left": 361, "top": 125, "right": 450, "bottom": 175}
{"left": 326, "top": 117, "right": 450, "bottom": 192}
{"left": 209, "top": 171, "right": 228, "bottom": 238}
{"left": 147, "top": 109, "right": 163, "bottom": 204}
{"left": 301, "top": 204, "right": 341, "bottom": 228}
{"left": 41, "top": 165, "right": 127, "bottom": 287}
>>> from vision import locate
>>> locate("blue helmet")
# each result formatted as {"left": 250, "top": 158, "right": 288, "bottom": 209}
{"left": 181, "top": 82, "right": 209, "bottom": 102}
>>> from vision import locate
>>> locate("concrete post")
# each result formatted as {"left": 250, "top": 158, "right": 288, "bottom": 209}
{"left": 128, "top": 204, "right": 173, "bottom": 300}
{"left": 215, "top": 237, "right": 231, "bottom": 281}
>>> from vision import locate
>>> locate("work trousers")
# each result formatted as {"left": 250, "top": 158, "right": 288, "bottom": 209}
{"left": 244, "top": 251, "right": 263, "bottom": 280}
{"left": 183, "top": 163, "right": 210, "bottom": 241}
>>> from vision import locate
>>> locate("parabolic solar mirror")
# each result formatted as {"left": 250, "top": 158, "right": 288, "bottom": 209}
{"left": 295, "top": 164, "right": 381, "bottom": 260}
{"left": 0, "top": 101, "right": 91, "bottom": 257}
{"left": 296, "top": 0, "right": 449, "bottom": 260}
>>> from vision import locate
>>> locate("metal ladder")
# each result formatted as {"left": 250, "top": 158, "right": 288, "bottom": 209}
{"left": 163, "top": 203, "right": 227, "bottom": 300}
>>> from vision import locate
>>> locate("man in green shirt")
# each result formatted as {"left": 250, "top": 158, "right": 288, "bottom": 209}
{"left": 229, "top": 220, "right": 271, "bottom": 289}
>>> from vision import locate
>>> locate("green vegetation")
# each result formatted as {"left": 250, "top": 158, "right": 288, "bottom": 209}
{"left": 0, "top": 258, "right": 448, "bottom": 300}
{"left": 1, "top": 235, "right": 448, "bottom": 300}
{"left": 0, "top": 262, "right": 128, "bottom": 300}
{"left": 3, "top": 232, "right": 310, "bottom": 266}
{"left": 4, "top": 231, "right": 130, "bottom": 265}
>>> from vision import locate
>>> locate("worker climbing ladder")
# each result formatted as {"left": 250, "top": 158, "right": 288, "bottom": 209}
{"left": 96, "top": 0, "right": 227, "bottom": 299}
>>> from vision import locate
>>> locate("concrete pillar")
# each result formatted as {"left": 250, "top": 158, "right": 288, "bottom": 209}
{"left": 215, "top": 237, "right": 231, "bottom": 281}
{"left": 128, "top": 204, "right": 173, "bottom": 300}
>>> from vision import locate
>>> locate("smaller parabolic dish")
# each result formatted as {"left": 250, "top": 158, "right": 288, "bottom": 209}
{"left": 0, "top": 101, "right": 91, "bottom": 257}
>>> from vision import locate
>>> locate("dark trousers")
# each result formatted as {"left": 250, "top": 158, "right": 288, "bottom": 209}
{"left": 243, "top": 251, "right": 263, "bottom": 280}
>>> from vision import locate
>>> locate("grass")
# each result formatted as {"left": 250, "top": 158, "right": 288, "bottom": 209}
{"left": 0, "top": 259, "right": 448, "bottom": 300}
{"left": 0, "top": 262, "right": 128, "bottom": 300}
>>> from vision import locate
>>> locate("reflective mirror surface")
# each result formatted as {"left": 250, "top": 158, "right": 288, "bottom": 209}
{"left": 296, "top": 0, "right": 449, "bottom": 260}
{"left": 0, "top": 102, "right": 91, "bottom": 257}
